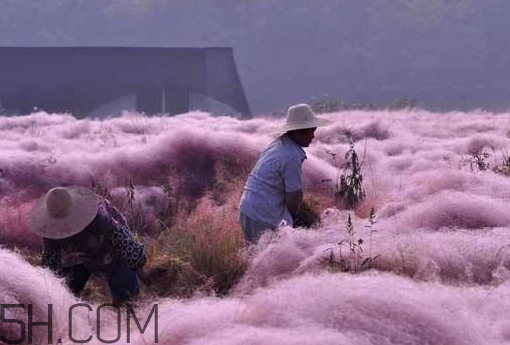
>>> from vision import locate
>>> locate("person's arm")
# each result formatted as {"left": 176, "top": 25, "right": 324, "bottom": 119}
{"left": 109, "top": 222, "right": 146, "bottom": 267}
{"left": 110, "top": 223, "right": 153, "bottom": 286}
{"left": 281, "top": 153, "right": 305, "bottom": 222}
{"left": 285, "top": 190, "right": 303, "bottom": 220}
{"left": 97, "top": 199, "right": 153, "bottom": 285}
{"left": 103, "top": 205, "right": 151, "bottom": 284}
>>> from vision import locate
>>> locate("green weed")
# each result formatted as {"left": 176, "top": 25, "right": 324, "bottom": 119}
{"left": 323, "top": 208, "right": 379, "bottom": 273}
{"left": 325, "top": 131, "right": 366, "bottom": 209}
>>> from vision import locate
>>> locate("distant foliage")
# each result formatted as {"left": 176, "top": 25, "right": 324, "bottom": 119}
{"left": 388, "top": 97, "right": 418, "bottom": 110}
{"left": 310, "top": 95, "right": 377, "bottom": 113}
{"left": 271, "top": 95, "right": 420, "bottom": 117}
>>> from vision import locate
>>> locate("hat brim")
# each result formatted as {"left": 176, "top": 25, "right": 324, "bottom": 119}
{"left": 274, "top": 117, "right": 331, "bottom": 137}
{"left": 28, "top": 187, "right": 99, "bottom": 239}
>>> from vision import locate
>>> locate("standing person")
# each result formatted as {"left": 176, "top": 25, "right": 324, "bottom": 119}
{"left": 238, "top": 103, "right": 329, "bottom": 243}
{"left": 28, "top": 186, "right": 152, "bottom": 304}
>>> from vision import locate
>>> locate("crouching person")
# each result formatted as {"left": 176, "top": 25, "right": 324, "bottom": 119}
{"left": 238, "top": 103, "right": 329, "bottom": 243}
{"left": 28, "top": 186, "right": 152, "bottom": 305}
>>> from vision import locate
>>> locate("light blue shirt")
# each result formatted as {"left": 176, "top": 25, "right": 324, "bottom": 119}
{"left": 239, "top": 135, "right": 306, "bottom": 227}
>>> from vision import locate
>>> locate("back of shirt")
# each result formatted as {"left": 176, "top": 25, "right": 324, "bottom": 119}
{"left": 239, "top": 135, "right": 306, "bottom": 227}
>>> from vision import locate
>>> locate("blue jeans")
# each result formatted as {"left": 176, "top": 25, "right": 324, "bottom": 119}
{"left": 239, "top": 212, "right": 276, "bottom": 243}
{"left": 63, "top": 257, "right": 140, "bottom": 304}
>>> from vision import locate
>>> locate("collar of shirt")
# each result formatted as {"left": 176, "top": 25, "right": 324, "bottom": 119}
{"left": 281, "top": 135, "right": 307, "bottom": 162}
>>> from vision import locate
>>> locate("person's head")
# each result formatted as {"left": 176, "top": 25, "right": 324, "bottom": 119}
{"left": 28, "top": 186, "right": 99, "bottom": 239}
{"left": 286, "top": 127, "right": 317, "bottom": 147}
{"left": 278, "top": 103, "right": 329, "bottom": 146}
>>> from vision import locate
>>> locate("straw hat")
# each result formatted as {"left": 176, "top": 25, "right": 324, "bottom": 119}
{"left": 277, "top": 103, "right": 330, "bottom": 136}
{"left": 28, "top": 186, "right": 99, "bottom": 239}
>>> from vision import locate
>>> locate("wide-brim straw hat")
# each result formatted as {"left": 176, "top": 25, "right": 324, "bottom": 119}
{"left": 276, "top": 103, "right": 330, "bottom": 137}
{"left": 28, "top": 186, "right": 99, "bottom": 239}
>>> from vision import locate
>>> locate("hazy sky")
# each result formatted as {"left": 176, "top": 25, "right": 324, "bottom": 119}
{"left": 1, "top": 0, "right": 509, "bottom": 115}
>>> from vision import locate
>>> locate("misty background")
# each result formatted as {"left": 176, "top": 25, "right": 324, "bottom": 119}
{"left": 1, "top": 0, "right": 509, "bottom": 115}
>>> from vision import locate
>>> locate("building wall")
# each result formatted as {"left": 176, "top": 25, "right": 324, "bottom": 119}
{"left": 0, "top": 47, "right": 251, "bottom": 118}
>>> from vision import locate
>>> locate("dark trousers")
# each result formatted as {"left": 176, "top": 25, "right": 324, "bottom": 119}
{"left": 239, "top": 211, "right": 276, "bottom": 243}
{"left": 63, "top": 257, "right": 140, "bottom": 304}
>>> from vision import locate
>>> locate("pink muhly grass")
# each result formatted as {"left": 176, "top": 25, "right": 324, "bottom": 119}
{"left": 0, "top": 198, "right": 41, "bottom": 248}
{"left": 142, "top": 181, "right": 247, "bottom": 297}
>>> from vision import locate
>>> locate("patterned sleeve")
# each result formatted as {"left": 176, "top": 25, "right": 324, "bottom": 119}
{"left": 101, "top": 200, "right": 147, "bottom": 269}
{"left": 41, "top": 238, "right": 61, "bottom": 271}
{"left": 109, "top": 223, "right": 147, "bottom": 269}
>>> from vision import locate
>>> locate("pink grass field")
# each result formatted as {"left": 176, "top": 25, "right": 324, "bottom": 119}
{"left": 1, "top": 109, "right": 510, "bottom": 344}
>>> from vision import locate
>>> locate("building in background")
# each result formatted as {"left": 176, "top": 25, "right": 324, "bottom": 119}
{"left": 0, "top": 47, "right": 251, "bottom": 118}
